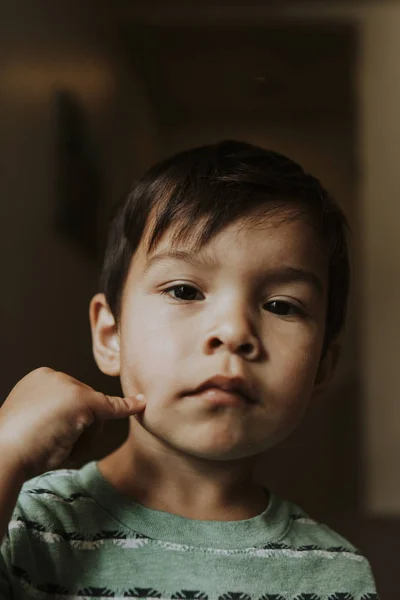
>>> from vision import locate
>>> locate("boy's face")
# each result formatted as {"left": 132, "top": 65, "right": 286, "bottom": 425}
{"left": 92, "top": 214, "right": 334, "bottom": 461}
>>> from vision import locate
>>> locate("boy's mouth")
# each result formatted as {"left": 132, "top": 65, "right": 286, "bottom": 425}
{"left": 187, "top": 374, "right": 258, "bottom": 405}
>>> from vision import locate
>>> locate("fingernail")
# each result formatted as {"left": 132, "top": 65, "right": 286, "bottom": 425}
{"left": 136, "top": 393, "right": 146, "bottom": 402}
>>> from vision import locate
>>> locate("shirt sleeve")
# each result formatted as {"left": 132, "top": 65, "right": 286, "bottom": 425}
{"left": 354, "top": 553, "right": 380, "bottom": 599}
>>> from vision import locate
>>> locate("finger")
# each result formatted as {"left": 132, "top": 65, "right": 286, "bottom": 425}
{"left": 93, "top": 393, "right": 146, "bottom": 420}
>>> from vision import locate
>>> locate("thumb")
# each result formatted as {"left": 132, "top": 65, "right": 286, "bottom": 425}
{"left": 94, "top": 393, "right": 146, "bottom": 420}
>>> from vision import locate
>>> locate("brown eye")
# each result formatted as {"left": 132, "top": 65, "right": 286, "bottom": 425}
{"left": 265, "top": 300, "right": 303, "bottom": 316}
{"left": 162, "top": 285, "right": 202, "bottom": 301}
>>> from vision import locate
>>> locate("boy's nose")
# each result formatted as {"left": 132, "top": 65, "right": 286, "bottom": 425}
{"left": 202, "top": 321, "right": 261, "bottom": 361}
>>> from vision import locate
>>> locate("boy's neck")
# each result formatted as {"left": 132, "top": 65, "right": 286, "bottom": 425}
{"left": 97, "top": 421, "right": 269, "bottom": 522}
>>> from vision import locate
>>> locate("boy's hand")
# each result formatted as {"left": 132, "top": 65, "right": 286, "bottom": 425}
{"left": 0, "top": 367, "right": 146, "bottom": 481}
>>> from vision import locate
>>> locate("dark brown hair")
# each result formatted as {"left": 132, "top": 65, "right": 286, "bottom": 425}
{"left": 100, "top": 140, "right": 350, "bottom": 353}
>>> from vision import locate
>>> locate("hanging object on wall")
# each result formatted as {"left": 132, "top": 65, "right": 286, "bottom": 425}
{"left": 54, "top": 90, "right": 102, "bottom": 260}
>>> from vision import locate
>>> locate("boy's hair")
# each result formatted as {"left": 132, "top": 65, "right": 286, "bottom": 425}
{"left": 101, "top": 140, "right": 350, "bottom": 354}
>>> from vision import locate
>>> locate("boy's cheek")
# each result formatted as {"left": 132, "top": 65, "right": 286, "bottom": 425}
{"left": 119, "top": 356, "right": 176, "bottom": 406}
{"left": 119, "top": 361, "right": 147, "bottom": 399}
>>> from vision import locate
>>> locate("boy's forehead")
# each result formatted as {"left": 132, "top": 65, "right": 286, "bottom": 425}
{"left": 138, "top": 215, "right": 327, "bottom": 282}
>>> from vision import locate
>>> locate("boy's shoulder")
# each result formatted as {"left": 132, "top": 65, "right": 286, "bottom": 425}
{"left": 281, "top": 498, "right": 362, "bottom": 556}
{"left": 10, "top": 465, "right": 102, "bottom": 534}
{"left": 275, "top": 498, "right": 378, "bottom": 595}
{"left": 19, "top": 466, "right": 89, "bottom": 500}
{"left": 18, "top": 466, "right": 93, "bottom": 507}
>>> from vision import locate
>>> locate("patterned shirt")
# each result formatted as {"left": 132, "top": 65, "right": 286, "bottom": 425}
{"left": 0, "top": 462, "right": 379, "bottom": 599}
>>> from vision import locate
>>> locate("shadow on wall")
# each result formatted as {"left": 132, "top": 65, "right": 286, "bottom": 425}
{"left": 54, "top": 89, "right": 103, "bottom": 260}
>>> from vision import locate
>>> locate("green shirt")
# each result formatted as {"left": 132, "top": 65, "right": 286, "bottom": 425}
{"left": 0, "top": 462, "right": 378, "bottom": 599}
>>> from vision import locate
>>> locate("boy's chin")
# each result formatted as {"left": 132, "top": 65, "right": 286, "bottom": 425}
{"left": 134, "top": 407, "right": 296, "bottom": 462}
{"left": 160, "top": 433, "right": 266, "bottom": 462}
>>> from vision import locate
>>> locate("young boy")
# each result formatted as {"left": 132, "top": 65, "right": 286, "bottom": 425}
{"left": 0, "top": 140, "right": 378, "bottom": 599}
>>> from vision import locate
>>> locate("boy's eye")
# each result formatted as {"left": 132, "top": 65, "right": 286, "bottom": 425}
{"left": 161, "top": 284, "right": 203, "bottom": 301}
{"left": 161, "top": 287, "right": 304, "bottom": 317}
{"left": 265, "top": 300, "right": 303, "bottom": 317}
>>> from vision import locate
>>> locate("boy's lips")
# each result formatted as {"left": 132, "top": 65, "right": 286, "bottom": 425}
{"left": 186, "top": 374, "right": 258, "bottom": 405}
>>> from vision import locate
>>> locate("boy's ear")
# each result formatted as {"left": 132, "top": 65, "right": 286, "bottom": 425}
{"left": 311, "top": 342, "right": 341, "bottom": 399}
{"left": 89, "top": 293, "right": 120, "bottom": 376}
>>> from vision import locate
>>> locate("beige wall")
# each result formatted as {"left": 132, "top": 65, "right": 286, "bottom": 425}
{"left": 358, "top": 4, "right": 400, "bottom": 515}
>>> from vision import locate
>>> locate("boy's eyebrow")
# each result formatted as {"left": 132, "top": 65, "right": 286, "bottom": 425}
{"left": 143, "top": 249, "right": 324, "bottom": 296}
{"left": 143, "top": 249, "right": 218, "bottom": 275}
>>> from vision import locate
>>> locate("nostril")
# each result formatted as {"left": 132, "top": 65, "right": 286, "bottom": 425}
{"left": 209, "top": 338, "right": 223, "bottom": 349}
{"left": 240, "top": 343, "right": 255, "bottom": 355}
